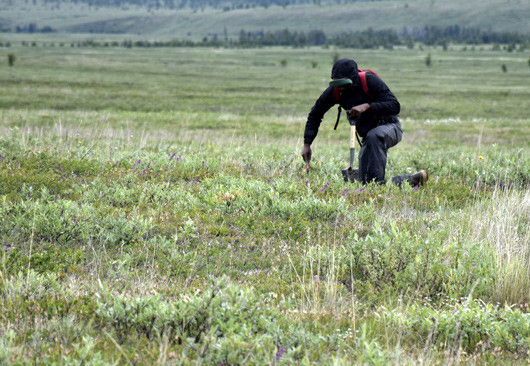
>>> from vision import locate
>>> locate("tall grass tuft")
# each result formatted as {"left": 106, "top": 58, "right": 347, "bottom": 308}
{"left": 469, "top": 187, "right": 530, "bottom": 305}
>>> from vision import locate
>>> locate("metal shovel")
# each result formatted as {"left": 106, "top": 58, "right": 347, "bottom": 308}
{"left": 341, "top": 118, "right": 360, "bottom": 183}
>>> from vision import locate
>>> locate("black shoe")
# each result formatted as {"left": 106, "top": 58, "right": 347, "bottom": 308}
{"left": 407, "top": 170, "right": 428, "bottom": 187}
{"left": 391, "top": 170, "right": 428, "bottom": 187}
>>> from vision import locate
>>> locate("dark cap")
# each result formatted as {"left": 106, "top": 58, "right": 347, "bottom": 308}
{"left": 330, "top": 59, "right": 359, "bottom": 87}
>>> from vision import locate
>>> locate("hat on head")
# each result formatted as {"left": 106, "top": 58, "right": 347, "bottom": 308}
{"left": 330, "top": 59, "right": 358, "bottom": 87}
{"left": 329, "top": 78, "right": 352, "bottom": 87}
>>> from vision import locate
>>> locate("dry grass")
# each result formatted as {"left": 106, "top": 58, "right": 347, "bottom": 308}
{"left": 468, "top": 187, "right": 530, "bottom": 305}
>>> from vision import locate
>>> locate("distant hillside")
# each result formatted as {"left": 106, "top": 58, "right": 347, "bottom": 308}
{"left": 1, "top": 0, "right": 529, "bottom": 40}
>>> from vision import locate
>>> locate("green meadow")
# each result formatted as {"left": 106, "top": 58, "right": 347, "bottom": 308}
{"left": 0, "top": 43, "right": 529, "bottom": 364}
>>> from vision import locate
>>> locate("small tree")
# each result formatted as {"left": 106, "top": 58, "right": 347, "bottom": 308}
{"left": 7, "top": 53, "right": 15, "bottom": 67}
{"left": 425, "top": 53, "right": 432, "bottom": 67}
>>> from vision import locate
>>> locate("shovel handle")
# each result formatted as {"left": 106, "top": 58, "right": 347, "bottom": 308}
{"left": 350, "top": 124, "right": 356, "bottom": 149}
{"left": 349, "top": 124, "right": 356, "bottom": 168}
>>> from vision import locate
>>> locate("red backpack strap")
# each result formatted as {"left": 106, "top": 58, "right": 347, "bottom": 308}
{"left": 358, "top": 70, "right": 369, "bottom": 94}
{"left": 333, "top": 86, "right": 341, "bottom": 101}
{"left": 358, "top": 69, "right": 379, "bottom": 95}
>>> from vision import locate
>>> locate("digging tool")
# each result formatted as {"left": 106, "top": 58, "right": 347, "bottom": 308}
{"left": 341, "top": 117, "right": 360, "bottom": 183}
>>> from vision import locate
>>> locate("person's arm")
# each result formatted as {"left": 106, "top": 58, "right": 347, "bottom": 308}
{"left": 303, "top": 88, "right": 335, "bottom": 145}
{"left": 302, "top": 88, "right": 335, "bottom": 172}
{"left": 347, "top": 74, "right": 400, "bottom": 120}
{"left": 348, "top": 103, "right": 370, "bottom": 119}
{"left": 364, "top": 73, "right": 400, "bottom": 115}
{"left": 301, "top": 143, "right": 312, "bottom": 173}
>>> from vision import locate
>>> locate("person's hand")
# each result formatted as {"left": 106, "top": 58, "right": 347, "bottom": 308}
{"left": 347, "top": 103, "right": 370, "bottom": 119}
{"left": 301, "top": 144, "right": 312, "bottom": 173}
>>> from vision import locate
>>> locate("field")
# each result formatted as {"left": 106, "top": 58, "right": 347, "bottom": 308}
{"left": 0, "top": 43, "right": 529, "bottom": 364}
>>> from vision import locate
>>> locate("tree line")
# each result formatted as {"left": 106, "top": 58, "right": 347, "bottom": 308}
{"left": 238, "top": 27, "right": 529, "bottom": 48}
{"left": 3, "top": 26, "right": 529, "bottom": 50}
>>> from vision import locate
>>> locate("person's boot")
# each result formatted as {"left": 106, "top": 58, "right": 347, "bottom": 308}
{"left": 391, "top": 170, "right": 428, "bottom": 187}
{"left": 408, "top": 170, "right": 428, "bottom": 187}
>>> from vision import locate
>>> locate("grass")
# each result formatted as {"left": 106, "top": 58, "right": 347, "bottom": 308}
{"left": 0, "top": 43, "right": 529, "bottom": 364}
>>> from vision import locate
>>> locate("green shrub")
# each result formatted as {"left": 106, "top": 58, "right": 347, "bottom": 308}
{"left": 338, "top": 221, "right": 494, "bottom": 300}
{"left": 381, "top": 299, "right": 530, "bottom": 356}
{"left": 7, "top": 53, "right": 15, "bottom": 67}
{"left": 96, "top": 276, "right": 281, "bottom": 363}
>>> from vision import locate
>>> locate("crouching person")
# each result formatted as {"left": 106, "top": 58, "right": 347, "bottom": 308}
{"left": 301, "top": 58, "right": 427, "bottom": 187}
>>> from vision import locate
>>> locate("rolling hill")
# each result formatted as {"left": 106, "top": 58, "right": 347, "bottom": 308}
{"left": 0, "top": 0, "right": 529, "bottom": 40}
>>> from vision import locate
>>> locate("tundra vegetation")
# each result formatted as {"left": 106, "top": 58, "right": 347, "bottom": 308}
{"left": 0, "top": 43, "right": 529, "bottom": 364}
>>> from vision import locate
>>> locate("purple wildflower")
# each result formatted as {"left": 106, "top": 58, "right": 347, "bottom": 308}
{"left": 57, "top": 164, "right": 62, "bottom": 171}
{"left": 169, "top": 153, "right": 176, "bottom": 161}
{"left": 413, "top": 185, "right": 419, "bottom": 192}
{"left": 355, "top": 187, "right": 366, "bottom": 193}
{"left": 164, "top": 166, "right": 168, "bottom": 172}
{"left": 147, "top": 162, "right": 151, "bottom": 169}
{"left": 275, "top": 347, "right": 284, "bottom": 361}
{"left": 305, "top": 180, "right": 310, "bottom": 187}
{"left": 320, "top": 182, "right": 330, "bottom": 192}
{"left": 177, "top": 155, "right": 182, "bottom": 162}
{"left": 341, "top": 188, "right": 349, "bottom": 196}
{"left": 202, "top": 161, "right": 205, "bottom": 167}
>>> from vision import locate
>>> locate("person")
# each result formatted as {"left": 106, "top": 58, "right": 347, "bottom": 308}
{"left": 301, "top": 58, "right": 427, "bottom": 187}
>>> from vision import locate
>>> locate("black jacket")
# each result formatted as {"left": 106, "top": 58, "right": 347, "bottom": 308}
{"left": 304, "top": 59, "right": 400, "bottom": 144}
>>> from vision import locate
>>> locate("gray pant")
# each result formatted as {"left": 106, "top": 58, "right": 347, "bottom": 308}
{"left": 358, "top": 122, "right": 402, "bottom": 184}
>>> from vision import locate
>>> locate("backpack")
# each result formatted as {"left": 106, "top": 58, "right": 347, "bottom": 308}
{"left": 333, "top": 69, "right": 380, "bottom": 130}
